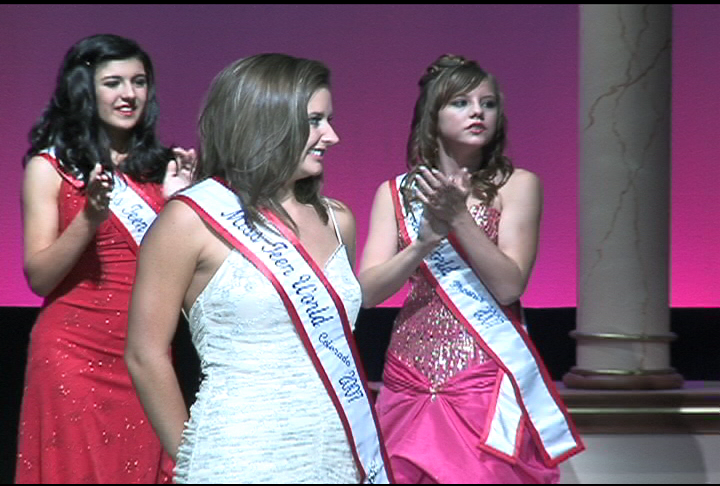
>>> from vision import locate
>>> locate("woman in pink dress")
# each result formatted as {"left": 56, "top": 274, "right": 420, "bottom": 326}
{"left": 358, "top": 54, "right": 584, "bottom": 483}
{"left": 16, "top": 34, "right": 194, "bottom": 483}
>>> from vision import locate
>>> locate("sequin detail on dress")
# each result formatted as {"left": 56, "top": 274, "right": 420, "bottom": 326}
{"left": 15, "top": 154, "right": 171, "bottom": 484}
{"left": 389, "top": 203, "right": 501, "bottom": 389}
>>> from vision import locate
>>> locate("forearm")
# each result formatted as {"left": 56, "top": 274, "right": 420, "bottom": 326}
{"left": 358, "top": 238, "right": 436, "bottom": 308}
{"left": 125, "top": 351, "right": 188, "bottom": 460}
{"left": 24, "top": 211, "right": 101, "bottom": 296}
{"left": 451, "top": 213, "right": 528, "bottom": 305}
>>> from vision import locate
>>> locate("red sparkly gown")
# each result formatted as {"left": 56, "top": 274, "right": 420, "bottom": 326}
{"left": 15, "top": 154, "right": 173, "bottom": 484}
{"left": 374, "top": 200, "right": 560, "bottom": 484}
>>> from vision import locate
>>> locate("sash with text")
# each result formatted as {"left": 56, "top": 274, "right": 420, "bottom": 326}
{"left": 39, "top": 148, "right": 158, "bottom": 253}
{"left": 176, "top": 178, "right": 392, "bottom": 483}
{"left": 391, "top": 174, "right": 584, "bottom": 466}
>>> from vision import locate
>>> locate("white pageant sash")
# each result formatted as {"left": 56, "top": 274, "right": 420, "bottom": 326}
{"left": 391, "top": 175, "right": 583, "bottom": 466}
{"left": 106, "top": 174, "right": 158, "bottom": 251}
{"left": 176, "top": 178, "right": 392, "bottom": 484}
{"left": 39, "top": 148, "right": 158, "bottom": 252}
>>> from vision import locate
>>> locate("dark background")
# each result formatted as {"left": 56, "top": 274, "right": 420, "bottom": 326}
{"left": 2, "top": 305, "right": 718, "bottom": 483}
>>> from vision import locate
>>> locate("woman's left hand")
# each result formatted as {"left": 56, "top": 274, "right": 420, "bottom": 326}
{"left": 415, "top": 166, "right": 471, "bottom": 224}
{"left": 163, "top": 147, "right": 197, "bottom": 198}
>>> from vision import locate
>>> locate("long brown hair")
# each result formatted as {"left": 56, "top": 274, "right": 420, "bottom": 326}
{"left": 195, "top": 53, "right": 331, "bottom": 232}
{"left": 401, "top": 54, "right": 513, "bottom": 207}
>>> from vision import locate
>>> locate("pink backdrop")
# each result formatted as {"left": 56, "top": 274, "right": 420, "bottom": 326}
{"left": 1, "top": 5, "right": 717, "bottom": 308}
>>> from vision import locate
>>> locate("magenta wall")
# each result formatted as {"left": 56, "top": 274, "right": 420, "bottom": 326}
{"left": 1, "top": 5, "right": 717, "bottom": 308}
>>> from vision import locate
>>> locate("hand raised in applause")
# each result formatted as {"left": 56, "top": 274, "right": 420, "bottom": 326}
{"left": 84, "top": 163, "right": 113, "bottom": 224}
{"left": 415, "top": 165, "right": 471, "bottom": 225}
{"left": 163, "top": 147, "right": 197, "bottom": 198}
{"left": 417, "top": 205, "right": 450, "bottom": 246}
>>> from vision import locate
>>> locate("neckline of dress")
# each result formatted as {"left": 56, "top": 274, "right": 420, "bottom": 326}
{"left": 469, "top": 202, "right": 500, "bottom": 215}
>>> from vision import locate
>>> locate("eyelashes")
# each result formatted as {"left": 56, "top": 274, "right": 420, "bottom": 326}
{"left": 101, "top": 76, "right": 148, "bottom": 89}
{"left": 308, "top": 114, "right": 334, "bottom": 127}
{"left": 448, "top": 98, "right": 497, "bottom": 110}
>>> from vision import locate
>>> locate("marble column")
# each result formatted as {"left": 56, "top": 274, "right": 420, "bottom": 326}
{"left": 564, "top": 4, "right": 683, "bottom": 389}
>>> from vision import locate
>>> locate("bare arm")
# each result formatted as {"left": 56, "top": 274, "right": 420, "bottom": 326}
{"left": 22, "top": 156, "right": 111, "bottom": 296}
{"left": 451, "top": 169, "right": 542, "bottom": 304}
{"left": 125, "top": 200, "right": 202, "bottom": 460}
{"left": 357, "top": 182, "right": 445, "bottom": 308}
{"left": 424, "top": 168, "right": 543, "bottom": 305}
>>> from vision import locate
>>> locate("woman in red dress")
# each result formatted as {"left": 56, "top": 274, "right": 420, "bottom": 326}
{"left": 16, "top": 33, "right": 194, "bottom": 483}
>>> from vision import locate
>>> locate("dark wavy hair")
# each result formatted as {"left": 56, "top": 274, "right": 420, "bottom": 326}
{"left": 195, "top": 53, "right": 331, "bottom": 232}
{"left": 25, "top": 33, "right": 173, "bottom": 184}
{"left": 401, "top": 54, "right": 514, "bottom": 207}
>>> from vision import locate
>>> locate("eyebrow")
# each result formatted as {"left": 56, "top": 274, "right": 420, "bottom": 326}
{"left": 99, "top": 73, "right": 147, "bottom": 81}
{"left": 455, "top": 92, "right": 496, "bottom": 97}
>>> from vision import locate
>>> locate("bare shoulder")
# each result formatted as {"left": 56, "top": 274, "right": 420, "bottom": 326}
{"left": 325, "top": 197, "right": 351, "bottom": 212}
{"left": 24, "top": 155, "right": 60, "bottom": 183}
{"left": 147, "top": 198, "right": 206, "bottom": 242}
{"left": 377, "top": 178, "right": 394, "bottom": 196}
{"left": 326, "top": 197, "right": 356, "bottom": 223}
{"left": 323, "top": 197, "right": 357, "bottom": 265}
{"left": 23, "top": 155, "right": 62, "bottom": 204}
{"left": 503, "top": 168, "right": 542, "bottom": 197}
{"left": 325, "top": 197, "right": 356, "bottom": 247}
{"left": 498, "top": 168, "right": 543, "bottom": 211}
{"left": 26, "top": 154, "right": 56, "bottom": 170}
{"left": 162, "top": 197, "right": 200, "bottom": 219}
{"left": 368, "top": 178, "right": 394, "bottom": 209}
{"left": 506, "top": 167, "right": 542, "bottom": 190}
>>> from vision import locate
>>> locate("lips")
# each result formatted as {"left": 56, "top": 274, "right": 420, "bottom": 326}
{"left": 467, "top": 122, "right": 486, "bottom": 131}
{"left": 115, "top": 104, "right": 138, "bottom": 116}
{"left": 308, "top": 148, "right": 326, "bottom": 157}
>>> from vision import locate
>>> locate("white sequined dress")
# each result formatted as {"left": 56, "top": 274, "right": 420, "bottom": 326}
{"left": 174, "top": 208, "right": 362, "bottom": 484}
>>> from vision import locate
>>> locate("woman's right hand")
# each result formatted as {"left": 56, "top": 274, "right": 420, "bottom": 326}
{"left": 358, "top": 180, "right": 447, "bottom": 308}
{"left": 23, "top": 157, "right": 109, "bottom": 296}
{"left": 415, "top": 165, "right": 471, "bottom": 226}
{"left": 417, "top": 206, "right": 449, "bottom": 246}
{"left": 84, "top": 163, "right": 113, "bottom": 224}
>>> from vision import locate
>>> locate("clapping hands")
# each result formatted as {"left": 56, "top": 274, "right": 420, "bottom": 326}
{"left": 163, "top": 147, "right": 197, "bottom": 199}
{"left": 415, "top": 165, "right": 471, "bottom": 244}
{"left": 85, "top": 163, "right": 114, "bottom": 224}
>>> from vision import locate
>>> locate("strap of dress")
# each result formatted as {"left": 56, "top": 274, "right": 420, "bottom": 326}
{"left": 325, "top": 199, "right": 344, "bottom": 245}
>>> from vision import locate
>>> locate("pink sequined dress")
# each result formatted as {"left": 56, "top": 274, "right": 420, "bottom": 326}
{"left": 374, "top": 200, "right": 560, "bottom": 484}
{"left": 15, "top": 153, "right": 173, "bottom": 483}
